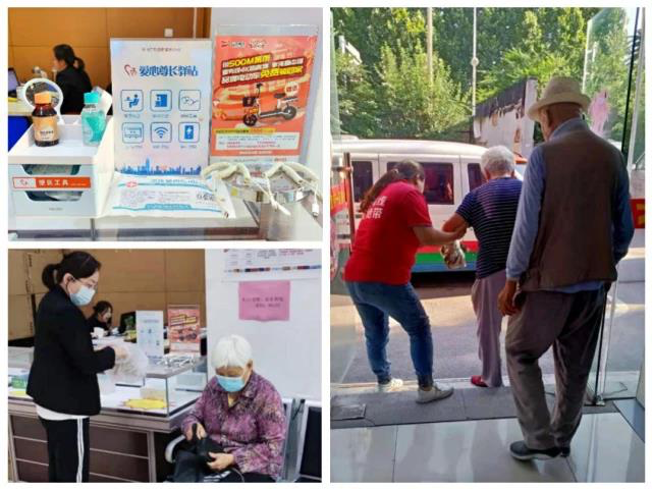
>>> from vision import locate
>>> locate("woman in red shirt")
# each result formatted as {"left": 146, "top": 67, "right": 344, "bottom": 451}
{"left": 344, "top": 160, "right": 464, "bottom": 403}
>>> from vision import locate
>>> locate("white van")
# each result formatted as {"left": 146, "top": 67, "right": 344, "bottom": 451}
{"left": 333, "top": 138, "right": 526, "bottom": 273}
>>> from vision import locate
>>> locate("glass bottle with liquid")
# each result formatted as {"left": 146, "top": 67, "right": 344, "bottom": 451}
{"left": 32, "top": 92, "right": 59, "bottom": 147}
{"left": 81, "top": 92, "right": 106, "bottom": 146}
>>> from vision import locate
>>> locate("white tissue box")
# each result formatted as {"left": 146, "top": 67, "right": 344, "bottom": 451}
{"left": 8, "top": 116, "right": 114, "bottom": 217}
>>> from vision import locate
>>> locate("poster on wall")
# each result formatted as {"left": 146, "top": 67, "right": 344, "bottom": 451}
{"left": 473, "top": 78, "right": 537, "bottom": 159}
{"left": 223, "top": 248, "right": 321, "bottom": 280}
{"left": 136, "top": 310, "right": 165, "bottom": 360}
{"left": 110, "top": 39, "right": 212, "bottom": 175}
{"left": 167, "top": 305, "right": 202, "bottom": 356}
{"left": 210, "top": 27, "right": 318, "bottom": 165}
{"left": 238, "top": 281, "right": 290, "bottom": 322}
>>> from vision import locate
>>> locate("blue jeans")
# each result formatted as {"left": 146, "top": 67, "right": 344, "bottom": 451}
{"left": 346, "top": 281, "right": 434, "bottom": 388}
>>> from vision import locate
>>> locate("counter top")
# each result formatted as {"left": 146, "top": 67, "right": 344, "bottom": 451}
{"left": 9, "top": 389, "right": 193, "bottom": 432}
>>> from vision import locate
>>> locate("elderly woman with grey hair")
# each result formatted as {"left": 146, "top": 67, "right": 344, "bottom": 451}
{"left": 179, "top": 335, "right": 286, "bottom": 482}
{"left": 442, "top": 146, "right": 522, "bottom": 388}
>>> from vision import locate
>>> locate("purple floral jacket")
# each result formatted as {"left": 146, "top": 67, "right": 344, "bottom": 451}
{"left": 181, "top": 371, "right": 286, "bottom": 478}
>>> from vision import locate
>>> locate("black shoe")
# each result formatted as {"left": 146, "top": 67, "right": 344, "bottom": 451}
{"left": 509, "top": 441, "right": 562, "bottom": 461}
{"left": 559, "top": 446, "right": 570, "bottom": 458}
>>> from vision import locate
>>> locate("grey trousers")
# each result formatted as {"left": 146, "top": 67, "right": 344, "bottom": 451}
{"left": 505, "top": 287, "right": 606, "bottom": 450}
{"left": 471, "top": 269, "right": 506, "bottom": 387}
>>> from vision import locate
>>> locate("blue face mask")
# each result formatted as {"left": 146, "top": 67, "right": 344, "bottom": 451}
{"left": 216, "top": 373, "right": 245, "bottom": 393}
{"left": 70, "top": 284, "right": 95, "bottom": 307}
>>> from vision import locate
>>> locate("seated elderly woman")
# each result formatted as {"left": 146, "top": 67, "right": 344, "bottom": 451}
{"left": 179, "top": 335, "right": 286, "bottom": 482}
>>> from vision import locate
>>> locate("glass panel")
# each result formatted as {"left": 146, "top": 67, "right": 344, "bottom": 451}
{"left": 423, "top": 163, "right": 454, "bottom": 204}
{"left": 468, "top": 163, "right": 486, "bottom": 191}
{"left": 586, "top": 7, "right": 644, "bottom": 402}
{"left": 583, "top": 8, "right": 639, "bottom": 148}
{"left": 387, "top": 161, "right": 455, "bottom": 204}
{"left": 351, "top": 161, "right": 373, "bottom": 202}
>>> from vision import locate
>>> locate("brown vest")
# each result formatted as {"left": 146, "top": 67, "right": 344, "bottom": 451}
{"left": 521, "top": 122, "right": 623, "bottom": 291}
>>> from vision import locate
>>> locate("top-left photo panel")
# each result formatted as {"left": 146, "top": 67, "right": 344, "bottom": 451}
{"left": 7, "top": 7, "right": 323, "bottom": 241}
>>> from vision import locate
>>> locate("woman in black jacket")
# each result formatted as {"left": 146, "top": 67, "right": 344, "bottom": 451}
{"left": 87, "top": 301, "right": 114, "bottom": 335}
{"left": 26, "top": 252, "right": 126, "bottom": 482}
{"left": 52, "top": 44, "right": 92, "bottom": 114}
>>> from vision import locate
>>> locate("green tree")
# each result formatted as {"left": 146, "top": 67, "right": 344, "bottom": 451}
{"left": 332, "top": 8, "right": 426, "bottom": 84}
{"left": 331, "top": 7, "right": 606, "bottom": 140}
{"left": 334, "top": 50, "right": 379, "bottom": 138}
{"left": 476, "top": 8, "right": 597, "bottom": 99}
{"left": 375, "top": 43, "right": 468, "bottom": 139}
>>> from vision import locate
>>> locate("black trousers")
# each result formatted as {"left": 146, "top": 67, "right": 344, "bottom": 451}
{"left": 40, "top": 417, "right": 90, "bottom": 482}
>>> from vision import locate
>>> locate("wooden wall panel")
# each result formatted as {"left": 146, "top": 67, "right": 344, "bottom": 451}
{"left": 8, "top": 7, "right": 207, "bottom": 88}
{"left": 9, "top": 8, "right": 108, "bottom": 48}
{"left": 165, "top": 249, "right": 205, "bottom": 292}
{"left": 107, "top": 8, "right": 196, "bottom": 39}
{"left": 15, "top": 249, "right": 205, "bottom": 339}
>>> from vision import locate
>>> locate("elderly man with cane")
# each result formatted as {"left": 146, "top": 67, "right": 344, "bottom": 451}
{"left": 498, "top": 77, "right": 634, "bottom": 460}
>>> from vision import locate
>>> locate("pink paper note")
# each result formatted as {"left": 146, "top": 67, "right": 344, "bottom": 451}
{"left": 239, "top": 280, "right": 290, "bottom": 322}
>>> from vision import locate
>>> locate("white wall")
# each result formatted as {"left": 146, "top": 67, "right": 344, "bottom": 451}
{"left": 205, "top": 250, "right": 321, "bottom": 400}
{"left": 209, "top": 8, "right": 323, "bottom": 173}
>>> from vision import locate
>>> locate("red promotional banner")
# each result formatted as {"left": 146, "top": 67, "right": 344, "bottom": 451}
{"left": 167, "top": 305, "right": 201, "bottom": 355}
{"left": 13, "top": 176, "right": 92, "bottom": 190}
{"left": 211, "top": 34, "right": 317, "bottom": 159}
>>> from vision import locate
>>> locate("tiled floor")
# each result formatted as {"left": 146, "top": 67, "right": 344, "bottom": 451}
{"left": 331, "top": 412, "right": 644, "bottom": 482}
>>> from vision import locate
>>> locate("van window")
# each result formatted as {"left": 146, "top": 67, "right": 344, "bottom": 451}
{"left": 468, "top": 163, "right": 486, "bottom": 191}
{"left": 387, "top": 161, "right": 455, "bottom": 205}
{"left": 352, "top": 160, "right": 373, "bottom": 203}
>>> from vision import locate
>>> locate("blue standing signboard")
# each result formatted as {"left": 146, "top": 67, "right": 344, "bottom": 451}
{"left": 110, "top": 39, "right": 212, "bottom": 175}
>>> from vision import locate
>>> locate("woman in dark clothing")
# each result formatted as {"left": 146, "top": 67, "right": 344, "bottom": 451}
{"left": 87, "top": 301, "right": 114, "bottom": 335}
{"left": 52, "top": 44, "right": 92, "bottom": 114}
{"left": 26, "top": 252, "right": 127, "bottom": 482}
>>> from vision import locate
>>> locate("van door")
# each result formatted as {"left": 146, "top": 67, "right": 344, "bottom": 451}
{"left": 350, "top": 153, "right": 380, "bottom": 225}
{"left": 379, "top": 154, "right": 459, "bottom": 227}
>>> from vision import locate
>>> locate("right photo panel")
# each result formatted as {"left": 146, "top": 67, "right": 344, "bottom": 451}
{"left": 329, "top": 7, "right": 645, "bottom": 483}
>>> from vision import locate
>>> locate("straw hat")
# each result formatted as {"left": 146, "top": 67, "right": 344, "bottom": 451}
{"left": 527, "top": 77, "right": 591, "bottom": 122}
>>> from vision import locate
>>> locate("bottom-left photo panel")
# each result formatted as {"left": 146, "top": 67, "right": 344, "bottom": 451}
{"left": 8, "top": 248, "right": 322, "bottom": 483}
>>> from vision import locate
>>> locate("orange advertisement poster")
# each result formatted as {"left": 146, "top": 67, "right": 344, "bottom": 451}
{"left": 211, "top": 34, "right": 317, "bottom": 158}
{"left": 167, "top": 305, "right": 201, "bottom": 356}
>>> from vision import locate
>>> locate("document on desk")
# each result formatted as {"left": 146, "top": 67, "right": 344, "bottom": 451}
{"left": 106, "top": 173, "right": 235, "bottom": 218}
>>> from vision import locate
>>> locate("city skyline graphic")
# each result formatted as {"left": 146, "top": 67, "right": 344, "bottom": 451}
{"left": 120, "top": 157, "right": 202, "bottom": 176}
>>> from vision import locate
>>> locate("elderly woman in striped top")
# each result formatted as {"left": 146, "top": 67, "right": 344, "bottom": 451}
{"left": 442, "top": 146, "right": 523, "bottom": 388}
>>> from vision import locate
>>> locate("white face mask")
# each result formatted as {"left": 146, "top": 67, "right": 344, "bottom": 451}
{"left": 70, "top": 284, "right": 95, "bottom": 307}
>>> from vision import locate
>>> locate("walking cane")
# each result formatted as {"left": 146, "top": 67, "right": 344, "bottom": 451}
{"left": 591, "top": 283, "right": 612, "bottom": 406}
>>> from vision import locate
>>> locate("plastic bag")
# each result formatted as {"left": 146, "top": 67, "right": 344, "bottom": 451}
{"left": 441, "top": 241, "right": 467, "bottom": 270}
{"left": 107, "top": 343, "right": 149, "bottom": 384}
{"left": 106, "top": 173, "right": 235, "bottom": 219}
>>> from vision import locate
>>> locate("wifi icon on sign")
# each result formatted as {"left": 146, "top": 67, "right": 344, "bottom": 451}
{"left": 151, "top": 123, "right": 171, "bottom": 143}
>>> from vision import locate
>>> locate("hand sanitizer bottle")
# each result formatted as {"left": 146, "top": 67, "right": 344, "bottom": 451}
{"left": 81, "top": 92, "right": 106, "bottom": 146}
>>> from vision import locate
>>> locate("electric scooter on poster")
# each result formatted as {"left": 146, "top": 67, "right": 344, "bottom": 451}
{"left": 242, "top": 81, "right": 299, "bottom": 127}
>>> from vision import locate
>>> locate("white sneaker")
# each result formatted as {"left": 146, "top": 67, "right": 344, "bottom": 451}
{"left": 416, "top": 382, "right": 454, "bottom": 403}
{"left": 377, "top": 378, "right": 404, "bottom": 393}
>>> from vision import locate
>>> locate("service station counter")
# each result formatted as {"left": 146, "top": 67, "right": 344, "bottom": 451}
{"left": 8, "top": 355, "right": 207, "bottom": 482}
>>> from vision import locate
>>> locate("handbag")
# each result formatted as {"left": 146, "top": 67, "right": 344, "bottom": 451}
{"left": 171, "top": 424, "right": 227, "bottom": 482}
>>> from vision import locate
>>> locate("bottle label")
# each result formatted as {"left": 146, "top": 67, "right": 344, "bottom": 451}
{"left": 33, "top": 116, "right": 59, "bottom": 143}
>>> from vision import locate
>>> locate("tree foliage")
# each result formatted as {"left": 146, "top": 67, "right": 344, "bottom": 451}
{"left": 375, "top": 44, "right": 468, "bottom": 139}
{"left": 332, "top": 7, "right": 635, "bottom": 143}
